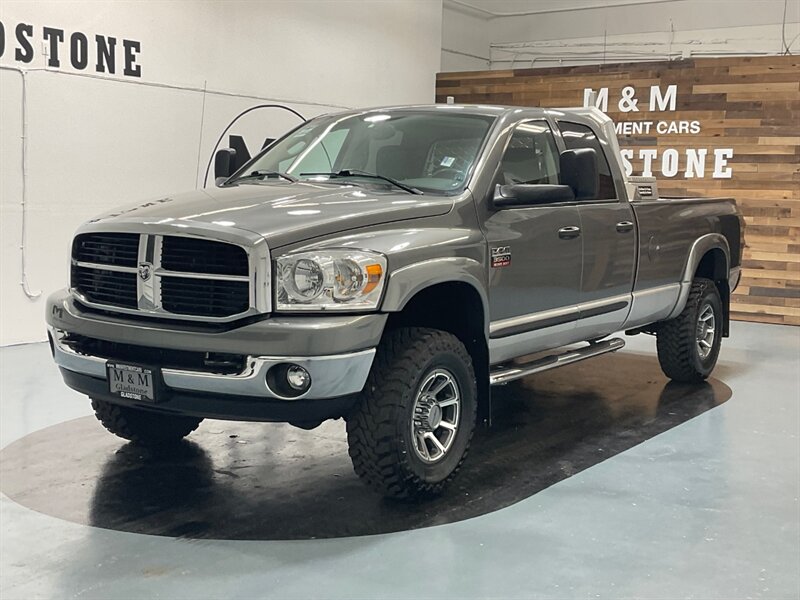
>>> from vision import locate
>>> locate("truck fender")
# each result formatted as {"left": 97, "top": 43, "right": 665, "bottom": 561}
{"left": 382, "top": 257, "right": 489, "bottom": 335}
{"left": 666, "top": 233, "right": 730, "bottom": 320}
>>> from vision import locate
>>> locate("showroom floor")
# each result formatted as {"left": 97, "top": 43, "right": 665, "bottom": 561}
{"left": 1, "top": 321, "right": 798, "bottom": 599}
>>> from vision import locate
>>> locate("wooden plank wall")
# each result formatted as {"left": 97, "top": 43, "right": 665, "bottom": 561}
{"left": 436, "top": 56, "right": 800, "bottom": 325}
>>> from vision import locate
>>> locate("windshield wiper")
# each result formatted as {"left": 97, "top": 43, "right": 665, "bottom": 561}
{"left": 299, "top": 169, "right": 423, "bottom": 195}
{"left": 232, "top": 170, "right": 299, "bottom": 184}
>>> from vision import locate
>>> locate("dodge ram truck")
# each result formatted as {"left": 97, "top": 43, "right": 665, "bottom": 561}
{"left": 47, "top": 104, "right": 743, "bottom": 499}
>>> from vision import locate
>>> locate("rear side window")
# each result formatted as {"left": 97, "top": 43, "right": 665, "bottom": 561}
{"left": 557, "top": 121, "right": 617, "bottom": 200}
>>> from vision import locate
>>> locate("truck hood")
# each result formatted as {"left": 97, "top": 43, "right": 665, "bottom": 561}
{"left": 87, "top": 182, "right": 454, "bottom": 248}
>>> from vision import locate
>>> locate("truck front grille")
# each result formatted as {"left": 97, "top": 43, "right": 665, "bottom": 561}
{"left": 70, "top": 232, "right": 255, "bottom": 321}
{"left": 161, "top": 236, "right": 249, "bottom": 276}
{"left": 161, "top": 277, "right": 250, "bottom": 317}
{"left": 72, "top": 233, "right": 139, "bottom": 267}
{"left": 71, "top": 265, "right": 138, "bottom": 308}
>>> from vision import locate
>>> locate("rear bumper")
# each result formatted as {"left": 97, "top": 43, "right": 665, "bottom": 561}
{"left": 729, "top": 266, "right": 741, "bottom": 292}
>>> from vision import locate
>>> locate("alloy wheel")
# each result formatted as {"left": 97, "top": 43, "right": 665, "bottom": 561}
{"left": 410, "top": 368, "right": 461, "bottom": 463}
{"left": 696, "top": 303, "right": 716, "bottom": 360}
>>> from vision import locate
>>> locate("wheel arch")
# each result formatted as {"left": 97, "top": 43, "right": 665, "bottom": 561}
{"left": 382, "top": 269, "right": 490, "bottom": 424}
{"left": 667, "top": 233, "right": 731, "bottom": 335}
{"left": 382, "top": 257, "right": 489, "bottom": 317}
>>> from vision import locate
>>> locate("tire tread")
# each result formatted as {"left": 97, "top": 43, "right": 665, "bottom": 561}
{"left": 346, "top": 327, "right": 476, "bottom": 499}
{"left": 91, "top": 398, "right": 202, "bottom": 446}
{"left": 656, "top": 277, "right": 721, "bottom": 383}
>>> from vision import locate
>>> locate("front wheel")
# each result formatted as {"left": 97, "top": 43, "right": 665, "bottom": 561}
{"left": 656, "top": 277, "right": 723, "bottom": 383}
{"left": 346, "top": 327, "right": 477, "bottom": 499}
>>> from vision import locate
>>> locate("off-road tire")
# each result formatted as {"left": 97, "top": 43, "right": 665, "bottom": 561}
{"left": 346, "top": 327, "right": 477, "bottom": 500}
{"left": 91, "top": 398, "right": 203, "bottom": 446}
{"left": 656, "top": 277, "right": 723, "bottom": 383}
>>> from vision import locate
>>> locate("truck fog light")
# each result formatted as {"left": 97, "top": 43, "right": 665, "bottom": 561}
{"left": 266, "top": 363, "right": 312, "bottom": 398}
{"left": 286, "top": 365, "right": 311, "bottom": 391}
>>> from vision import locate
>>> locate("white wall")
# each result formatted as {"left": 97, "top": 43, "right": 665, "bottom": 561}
{"left": 442, "top": 0, "right": 800, "bottom": 69}
{"left": 441, "top": 4, "right": 491, "bottom": 71}
{"left": 0, "top": 0, "right": 443, "bottom": 346}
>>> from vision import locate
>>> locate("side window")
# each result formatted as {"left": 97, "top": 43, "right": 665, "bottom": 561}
{"left": 496, "top": 121, "right": 560, "bottom": 187}
{"left": 557, "top": 121, "right": 617, "bottom": 200}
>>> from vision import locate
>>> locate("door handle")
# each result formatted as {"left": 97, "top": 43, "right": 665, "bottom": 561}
{"left": 616, "top": 221, "right": 634, "bottom": 233}
{"left": 558, "top": 226, "right": 581, "bottom": 240}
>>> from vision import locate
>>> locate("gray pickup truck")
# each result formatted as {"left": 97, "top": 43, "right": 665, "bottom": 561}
{"left": 47, "top": 104, "right": 742, "bottom": 499}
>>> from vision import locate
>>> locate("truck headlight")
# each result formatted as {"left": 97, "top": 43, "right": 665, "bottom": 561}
{"left": 275, "top": 250, "right": 386, "bottom": 311}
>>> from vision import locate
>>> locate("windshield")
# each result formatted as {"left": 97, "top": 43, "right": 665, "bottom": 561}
{"left": 229, "top": 110, "right": 496, "bottom": 195}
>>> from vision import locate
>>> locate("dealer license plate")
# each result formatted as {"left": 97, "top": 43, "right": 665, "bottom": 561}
{"left": 107, "top": 362, "right": 156, "bottom": 402}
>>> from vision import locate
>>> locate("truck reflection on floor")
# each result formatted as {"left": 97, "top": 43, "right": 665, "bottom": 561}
{"left": 0, "top": 352, "right": 730, "bottom": 540}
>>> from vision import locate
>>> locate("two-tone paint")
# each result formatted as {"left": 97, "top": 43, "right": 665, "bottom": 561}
{"left": 46, "top": 104, "right": 743, "bottom": 424}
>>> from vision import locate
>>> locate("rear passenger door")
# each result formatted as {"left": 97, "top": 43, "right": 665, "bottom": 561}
{"left": 556, "top": 120, "right": 636, "bottom": 338}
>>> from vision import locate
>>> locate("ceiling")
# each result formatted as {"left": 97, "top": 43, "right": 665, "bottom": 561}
{"left": 448, "top": 0, "right": 684, "bottom": 17}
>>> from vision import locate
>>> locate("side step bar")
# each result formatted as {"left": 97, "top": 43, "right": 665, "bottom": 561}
{"left": 489, "top": 338, "right": 625, "bottom": 386}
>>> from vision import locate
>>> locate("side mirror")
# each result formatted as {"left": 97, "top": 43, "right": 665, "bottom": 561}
{"left": 493, "top": 184, "right": 575, "bottom": 208}
{"left": 559, "top": 148, "right": 598, "bottom": 200}
{"left": 214, "top": 148, "right": 237, "bottom": 185}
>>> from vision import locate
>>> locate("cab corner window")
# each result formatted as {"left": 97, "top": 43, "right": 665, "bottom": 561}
{"left": 557, "top": 121, "right": 617, "bottom": 200}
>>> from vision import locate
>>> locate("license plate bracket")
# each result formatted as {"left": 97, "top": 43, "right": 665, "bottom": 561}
{"left": 106, "top": 362, "right": 160, "bottom": 403}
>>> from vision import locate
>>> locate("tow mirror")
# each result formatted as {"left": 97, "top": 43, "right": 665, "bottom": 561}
{"left": 493, "top": 184, "right": 575, "bottom": 208}
{"left": 559, "top": 148, "right": 598, "bottom": 200}
{"left": 214, "top": 148, "right": 237, "bottom": 185}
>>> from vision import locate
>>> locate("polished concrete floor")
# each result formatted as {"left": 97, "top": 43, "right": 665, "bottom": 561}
{"left": 1, "top": 321, "right": 798, "bottom": 599}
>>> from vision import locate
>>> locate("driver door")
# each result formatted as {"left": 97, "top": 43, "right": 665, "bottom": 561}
{"left": 483, "top": 120, "right": 583, "bottom": 363}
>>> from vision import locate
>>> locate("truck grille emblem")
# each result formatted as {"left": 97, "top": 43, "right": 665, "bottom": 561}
{"left": 138, "top": 262, "right": 153, "bottom": 282}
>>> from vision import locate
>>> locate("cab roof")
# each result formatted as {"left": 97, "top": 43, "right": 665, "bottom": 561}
{"left": 353, "top": 104, "right": 603, "bottom": 119}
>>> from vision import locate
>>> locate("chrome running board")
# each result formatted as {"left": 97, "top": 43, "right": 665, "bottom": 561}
{"left": 489, "top": 338, "right": 625, "bottom": 386}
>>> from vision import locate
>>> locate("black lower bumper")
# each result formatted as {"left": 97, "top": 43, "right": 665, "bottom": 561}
{"left": 61, "top": 368, "right": 359, "bottom": 424}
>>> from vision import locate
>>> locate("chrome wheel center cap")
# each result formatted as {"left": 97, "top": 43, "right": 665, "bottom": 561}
{"left": 427, "top": 404, "right": 443, "bottom": 430}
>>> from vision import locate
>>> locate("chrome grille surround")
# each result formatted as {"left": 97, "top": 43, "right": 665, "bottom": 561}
{"left": 70, "top": 224, "right": 270, "bottom": 322}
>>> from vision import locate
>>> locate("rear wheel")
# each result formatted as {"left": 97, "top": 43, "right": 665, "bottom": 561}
{"left": 346, "top": 327, "right": 477, "bottom": 499}
{"left": 91, "top": 398, "right": 203, "bottom": 446}
{"left": 656, "top": 277, "right": 723, "bottom": 383}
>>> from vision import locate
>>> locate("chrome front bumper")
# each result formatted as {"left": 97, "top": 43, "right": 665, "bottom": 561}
{"left": 49, "top": 328, "right": 375, "bottom": 401}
